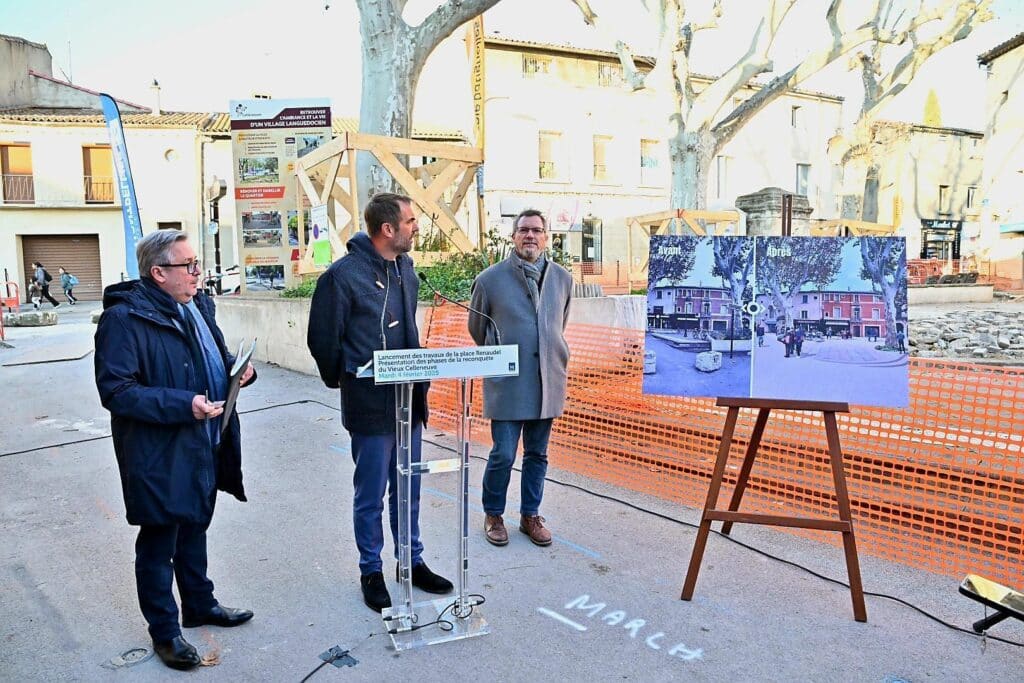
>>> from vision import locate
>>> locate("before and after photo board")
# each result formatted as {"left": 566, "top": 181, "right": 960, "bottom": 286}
{"left": 643, "top": 235, "right": 909, "bottom": 408}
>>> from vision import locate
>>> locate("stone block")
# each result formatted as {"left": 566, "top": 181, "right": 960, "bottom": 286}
{"left": 949, "top": 338, "right": 973, "bottom": 351}
{"left": 6, "top": 310, "right": 58, "bottom": 326}
{"left": 997, "top": 336, "right": 1011, "bottom": 349}
{"left": 972, "top": 347, "right": 988, "bottom": 357}
{"left": 695, "top": 351, "right": 722, "bottom": 372}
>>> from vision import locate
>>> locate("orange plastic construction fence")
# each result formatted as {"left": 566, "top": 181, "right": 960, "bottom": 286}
{"left": 423, "top": 302, "right": 1024, "bottom": 588}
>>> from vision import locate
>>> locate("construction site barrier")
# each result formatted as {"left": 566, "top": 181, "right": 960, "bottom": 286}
{"left": 423, "top": 302, "right": 1024, "bottom": 588}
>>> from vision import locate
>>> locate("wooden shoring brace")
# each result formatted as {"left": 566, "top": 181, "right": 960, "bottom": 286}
{"left": 810, "top": 219, "right": 896, "bottom": 238}
{"left": 370, "top": 143, "right": 475, "bottom": 253}
{"left": 296, "top": 147, "right": 359, "bottom": 275}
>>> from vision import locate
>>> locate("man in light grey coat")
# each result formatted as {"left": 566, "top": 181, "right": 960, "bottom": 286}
{"left": 468, "top": 209, "right": 572, "bottom": 547}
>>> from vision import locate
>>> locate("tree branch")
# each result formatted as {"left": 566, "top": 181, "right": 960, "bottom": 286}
{"left": 569, "top": 0, "right": 652, "bottom": 91}
{"left": 570, "top": 0, "right": 598, "bottom": 26}
{"left": 686, "top": 0, "right": 796, "bottom": 130}
{"left": 712, "top": 14, "right": 901, "bottom": 145}
{"left": 863, "top": 0, "right": 992, "bottom": 119}
{"left": 689, "top": 0, "right": 723, "bottom": 33}
{"left": 413, "top": 0, "right": 503, "bottom": 64}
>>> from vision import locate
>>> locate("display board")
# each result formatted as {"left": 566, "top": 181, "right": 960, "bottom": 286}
{"left": 643, "top": 236, "right": 909, "bottom": 407}
{"left": 229, "top": 98, "right": 331, "bottom": 293}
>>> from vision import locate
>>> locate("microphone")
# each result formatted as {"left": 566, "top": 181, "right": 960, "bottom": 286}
{"left": 418, "top": 271, "right": 502, "bottom": 345}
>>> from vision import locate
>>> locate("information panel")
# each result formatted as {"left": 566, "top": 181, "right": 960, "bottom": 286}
{"left": 229, "top": 98, "right": 331, "bottom": 292}
{"left": 373, "top": 345, "right": 519, "bottom": 384}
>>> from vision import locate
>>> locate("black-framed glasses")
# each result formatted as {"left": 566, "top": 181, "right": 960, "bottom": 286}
{"left": 159, "top": 260, "right": 202, "bottom": 275}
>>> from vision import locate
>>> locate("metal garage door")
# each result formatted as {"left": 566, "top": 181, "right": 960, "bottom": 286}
{"left": 21, "top": 234, "right": 102, "bottom": 303}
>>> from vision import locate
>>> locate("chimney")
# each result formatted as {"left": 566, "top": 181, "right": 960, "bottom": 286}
{"left": 150, "top": 78, "right": 161, "bottom": 116}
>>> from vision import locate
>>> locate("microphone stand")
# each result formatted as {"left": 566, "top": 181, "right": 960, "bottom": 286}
{"left": 418, "top": 272, "right": 502, "bottom": 345}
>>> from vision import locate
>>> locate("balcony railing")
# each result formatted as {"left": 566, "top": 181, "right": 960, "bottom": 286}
{"left": 539, "top": 161, "right": 558, "bottom": 180}
{"left": 2, "top": 174, "right": 35, "bottom": 204}
{"left": 84, "top": 175, "right": 114, "bottom": 203}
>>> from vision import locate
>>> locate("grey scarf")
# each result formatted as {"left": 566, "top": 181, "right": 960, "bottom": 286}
{"left": 521, "top": 254, "right": 546, "bottom": 312}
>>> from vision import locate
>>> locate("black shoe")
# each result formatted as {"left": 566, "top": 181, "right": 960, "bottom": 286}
{"left": 400, "top": 562, "right": 454, "bottom": 595}
{"left": 181, "top": 604, "right": 253, "bottom": 628}
{"left": 153, "top": 635, "right": 201, "bottom": 671}
{"left": 361, "top": 572, "right": 392, "bottom": 613}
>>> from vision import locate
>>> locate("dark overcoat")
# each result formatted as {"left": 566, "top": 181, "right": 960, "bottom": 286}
{"left": 306, "top": 231, "right": 428, "bottom": 434}
{"left": 468, "top": 254, "right": 572, "bottom": 421}
{"left": 94, "top": 279, "right": 252, "bottom": 526}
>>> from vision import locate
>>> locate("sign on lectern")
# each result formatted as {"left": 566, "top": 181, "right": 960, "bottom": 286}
{"left": 372, "top": 344, "right": 517, "bottom": 651}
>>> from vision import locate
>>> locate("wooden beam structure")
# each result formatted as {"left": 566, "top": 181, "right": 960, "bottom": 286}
{"left": 626, "top": 209, "right": 742, "bottom": 282}
{"left": 292, "top": 132, "right": 484, "bottom": 274}
{"left": 809, "top": 219, "right": 897, "bottom": 237}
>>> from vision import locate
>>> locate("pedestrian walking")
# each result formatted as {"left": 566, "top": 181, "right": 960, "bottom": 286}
{"left": 27, "top": 280, "right": 42, "bottom": 309}
{"left": 897, "top": 330, "right": 906, "bottom": 353}
{"left": 58, "top": 266, "right": 79, "bottom": 304}
{"left": 794, "top": 327, "right": 805, "bottom": 356}
{"left": 31, "top": 261, "right": 61, "bottom": 308}
{"left": 755, "top": 322, "right": 765, "bottom": 347}
{"left": 781, "top": 328, "right": 792, "bottom": 357}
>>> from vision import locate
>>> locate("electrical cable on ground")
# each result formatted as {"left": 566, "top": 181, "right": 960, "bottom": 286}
{"left": 419, "top": 435, "right": 1024, "bottom": 650}
{"left": 6, "top": 396, "right": 1020, "bottom": 649}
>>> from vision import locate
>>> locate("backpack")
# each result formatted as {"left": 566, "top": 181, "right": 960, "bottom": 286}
{"left": 68, "top": 274, "right": 79, "bottom": 287}
{"left": 43, "top": 269, "right": 53, "bottom": 282}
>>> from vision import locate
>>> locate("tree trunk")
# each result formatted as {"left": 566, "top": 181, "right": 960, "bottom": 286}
{"left": 881, "top": 280, "right": 899, "bottom": 348}
{"left": 669, "top": 127, "right": 715, "bottom": 215}
{"left": 356, "top": 19, "right": 422, "bottom": 212}
{"left": 861, "top": 163, "right": 880, "bottom": 222}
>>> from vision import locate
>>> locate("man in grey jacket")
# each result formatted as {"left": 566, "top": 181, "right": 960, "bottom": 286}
{"left": 468, "top": 209, "right": 572, "bottom": 547}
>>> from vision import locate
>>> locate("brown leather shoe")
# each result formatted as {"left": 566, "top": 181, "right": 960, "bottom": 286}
{"left": 519, "top": 515, "right": 552, "bottom": 546}
{"left": 484, "top": 514, "right": 509, "bottom": 546}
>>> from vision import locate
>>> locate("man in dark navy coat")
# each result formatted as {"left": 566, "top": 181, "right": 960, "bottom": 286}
{"left": 95, "top": 230, "right": 256, "bottom": 670}
{"left": 307, "top": 193, "right": 452, "bottom": 613}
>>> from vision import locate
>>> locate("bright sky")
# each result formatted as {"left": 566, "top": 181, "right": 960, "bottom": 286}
{"left": 2, "top": 0, "right": 1022, "bottom": 130}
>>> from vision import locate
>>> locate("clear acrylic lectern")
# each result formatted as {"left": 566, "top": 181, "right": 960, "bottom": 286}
{"left": 369, "top": 345, "right": 518, "bottom": 651}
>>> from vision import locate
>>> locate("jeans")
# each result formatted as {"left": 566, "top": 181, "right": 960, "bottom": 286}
{"left": 349, "top": 424, "right": 424, "bottom": 575}
{"left": 135, "top": 522, "right": 217, "bottom": 642}
{"left": 482, "top": 419, "right": 553, "bottom": 517}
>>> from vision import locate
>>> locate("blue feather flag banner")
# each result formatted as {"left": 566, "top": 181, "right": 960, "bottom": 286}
{"left": 99, "top": 93, "right": 143, "bottom": 279}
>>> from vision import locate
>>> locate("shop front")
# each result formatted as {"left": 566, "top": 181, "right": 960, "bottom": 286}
{"left": 920, "top": 219, "right": 962, "bottom": 261}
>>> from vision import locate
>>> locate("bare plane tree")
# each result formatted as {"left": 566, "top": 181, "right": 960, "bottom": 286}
{"left": 859, "top": 237, "right": 907, "bottom": 348}
{"left": 355, "top": 0, "right": 501, "bottom": 206}
{"left": 836, "top": 0, "right": 992, "bottom": 222}
{"left": 756, "top": 237, "right": 844, "bottom": 328}
{"left": 571, "top": 0, "right": 965, "bottom": 215}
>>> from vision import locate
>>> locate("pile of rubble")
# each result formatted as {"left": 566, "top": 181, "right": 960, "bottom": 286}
{"left": 910, "top": 309, "right": 1024, "bottom": 362}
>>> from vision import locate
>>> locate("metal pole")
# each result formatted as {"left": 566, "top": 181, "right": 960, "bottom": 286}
{"left": 457, "top": 378, "right": 471, "bottom": 614}
{"left": 211, "top": 200, "right": 223, "bottom": 294}
{"left": 389, "top": 382, "right": 415, "bottom": 632}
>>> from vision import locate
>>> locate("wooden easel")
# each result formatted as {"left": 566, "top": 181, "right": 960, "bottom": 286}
{"left": 680, "top": 397, "right": 867, "bottom": 622}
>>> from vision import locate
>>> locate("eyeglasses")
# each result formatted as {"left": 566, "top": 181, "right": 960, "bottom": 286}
{"left": 159, "top": 260, "right": 202, "bottom": 275}
{"left": 515, "top": 227, "right": 546, "bottom": 235}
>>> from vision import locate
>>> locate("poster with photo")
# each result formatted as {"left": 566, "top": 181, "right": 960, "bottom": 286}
{"left": 242, "top": 210, "right": 283, "bottom": 248}
{"left": 644, "top": 236, "right": 909, "bottom": 408}
{"left": 230, "top": 98, "right": 330, "bottom": 293}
